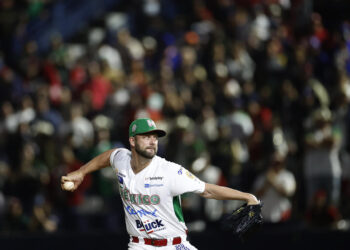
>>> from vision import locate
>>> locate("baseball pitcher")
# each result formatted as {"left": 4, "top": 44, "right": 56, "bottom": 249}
{"left": 61, "top": 118, "right": 261, "bottom": 249}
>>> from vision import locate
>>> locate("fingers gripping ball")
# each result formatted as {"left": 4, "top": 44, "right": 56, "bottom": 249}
{"left": 63, "top": 181, "right": 75, "bottom": 191}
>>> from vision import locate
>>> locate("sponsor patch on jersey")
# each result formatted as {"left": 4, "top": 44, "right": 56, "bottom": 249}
{"left": 126, "top": 206, "right": 158, "bottom": 217}
{"left": 144, "top": 184, "right": 164, "bottom": 188}
{"left": 118, "top": 172, "right": 126, "bottom": 178}
{"left": 136, "top": 219, "right": 165, "bottom": 234}
{"left": 178, "top": 168, "right": 183, "bottom": 175}
{"left": 185, "top": 170, "right": 195, "bottom": 179}
{"left": 145, "top": 176, "right": 163, "bottom": 181}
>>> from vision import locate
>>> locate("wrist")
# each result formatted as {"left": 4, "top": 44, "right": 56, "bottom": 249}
{"left": 78, "top": 168, "right": 87, "bottom": 176}
{"left": 68, "top": 169, "right": 85, "bottom": 181}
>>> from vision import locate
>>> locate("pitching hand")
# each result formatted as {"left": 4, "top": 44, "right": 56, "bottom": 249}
{"left": 61, "top": 170, "right": 84, "bottom": 192}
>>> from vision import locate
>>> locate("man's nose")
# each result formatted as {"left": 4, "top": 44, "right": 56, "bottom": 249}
{"left": 149, "top": 136, "right": 157, "bottom": 144}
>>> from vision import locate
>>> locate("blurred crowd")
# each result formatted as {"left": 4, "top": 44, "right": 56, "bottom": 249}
{"left": 1, "top": 0, "right": 350, "bottom": 234}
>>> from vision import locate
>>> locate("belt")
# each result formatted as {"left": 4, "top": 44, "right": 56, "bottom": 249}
{"left": 131, "top": 236, "right": 182, "bottom": 247}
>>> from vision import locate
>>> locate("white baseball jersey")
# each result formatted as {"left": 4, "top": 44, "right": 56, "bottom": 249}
{"left": 110, "top": 148, "right": 205, "bottom": 239}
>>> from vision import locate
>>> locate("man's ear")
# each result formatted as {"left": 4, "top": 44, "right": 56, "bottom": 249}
{"left": 129, "top": 137, "right": 135, "bottom": 148}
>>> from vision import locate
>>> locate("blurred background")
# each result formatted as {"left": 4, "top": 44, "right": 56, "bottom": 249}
{"left": 0, "top": 0, "right": 350, "bottom": 249}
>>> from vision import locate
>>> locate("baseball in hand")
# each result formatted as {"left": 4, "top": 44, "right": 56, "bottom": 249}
{"left": 63, "top": 181, "right": 74, "bottom": 191}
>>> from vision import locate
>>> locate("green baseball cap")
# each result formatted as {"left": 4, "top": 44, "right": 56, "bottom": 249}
{"left": 129, "top": 118, "right": 166, "bottom": 137}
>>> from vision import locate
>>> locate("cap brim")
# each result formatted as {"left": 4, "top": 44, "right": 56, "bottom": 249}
{"left": 137, "top": 129, "right": 166, "bottom": 137}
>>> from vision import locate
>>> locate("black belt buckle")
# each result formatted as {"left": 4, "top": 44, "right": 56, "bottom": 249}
{"left": 151, "top": 239, "right": 155, "bottom": 245}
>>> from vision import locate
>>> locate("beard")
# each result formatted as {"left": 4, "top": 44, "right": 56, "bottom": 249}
{"left": 135, "top": 143, "right": 157, "bottom": 159}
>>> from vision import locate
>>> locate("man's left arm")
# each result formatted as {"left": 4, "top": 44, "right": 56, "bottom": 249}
{"left": 200, "top": 183, "right": 259, "bottom": 205}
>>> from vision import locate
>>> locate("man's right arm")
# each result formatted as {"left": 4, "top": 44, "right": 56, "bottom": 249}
{"left": 61, "top": 148, "right": 117, "bottom": 191}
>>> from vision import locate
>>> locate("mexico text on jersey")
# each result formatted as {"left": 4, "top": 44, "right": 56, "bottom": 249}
{"left": 119, "top": 185, "right": 161, "bottom": 205}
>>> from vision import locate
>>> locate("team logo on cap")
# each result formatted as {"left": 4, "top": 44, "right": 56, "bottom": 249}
{"left": 132, "top": 124, "right": 137, "bottom": 132}
{"left": 147, "top": 119, "right": 156, "bottom": 128}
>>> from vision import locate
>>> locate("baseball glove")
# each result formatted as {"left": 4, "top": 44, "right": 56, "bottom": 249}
{"left": 225, "top": 202, "right": 263, "bottom": 239}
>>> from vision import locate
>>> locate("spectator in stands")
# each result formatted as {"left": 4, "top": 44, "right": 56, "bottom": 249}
{"left": 253, "top": 151, "right": 296, "bottom": 223}
{"left": 303, "top": 107, "right": 342, "bottom": 209}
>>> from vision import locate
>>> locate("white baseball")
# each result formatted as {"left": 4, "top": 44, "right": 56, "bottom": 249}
{"left": 63, "top": 181, "right": 74, "bottom": 190}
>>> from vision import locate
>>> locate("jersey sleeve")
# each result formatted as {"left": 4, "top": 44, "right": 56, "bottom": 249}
{"left": 168, "top": 163, "right": 206, "bottom": 196}
{"left": 109, "top": 148, "right": 129, "bottom": 171}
